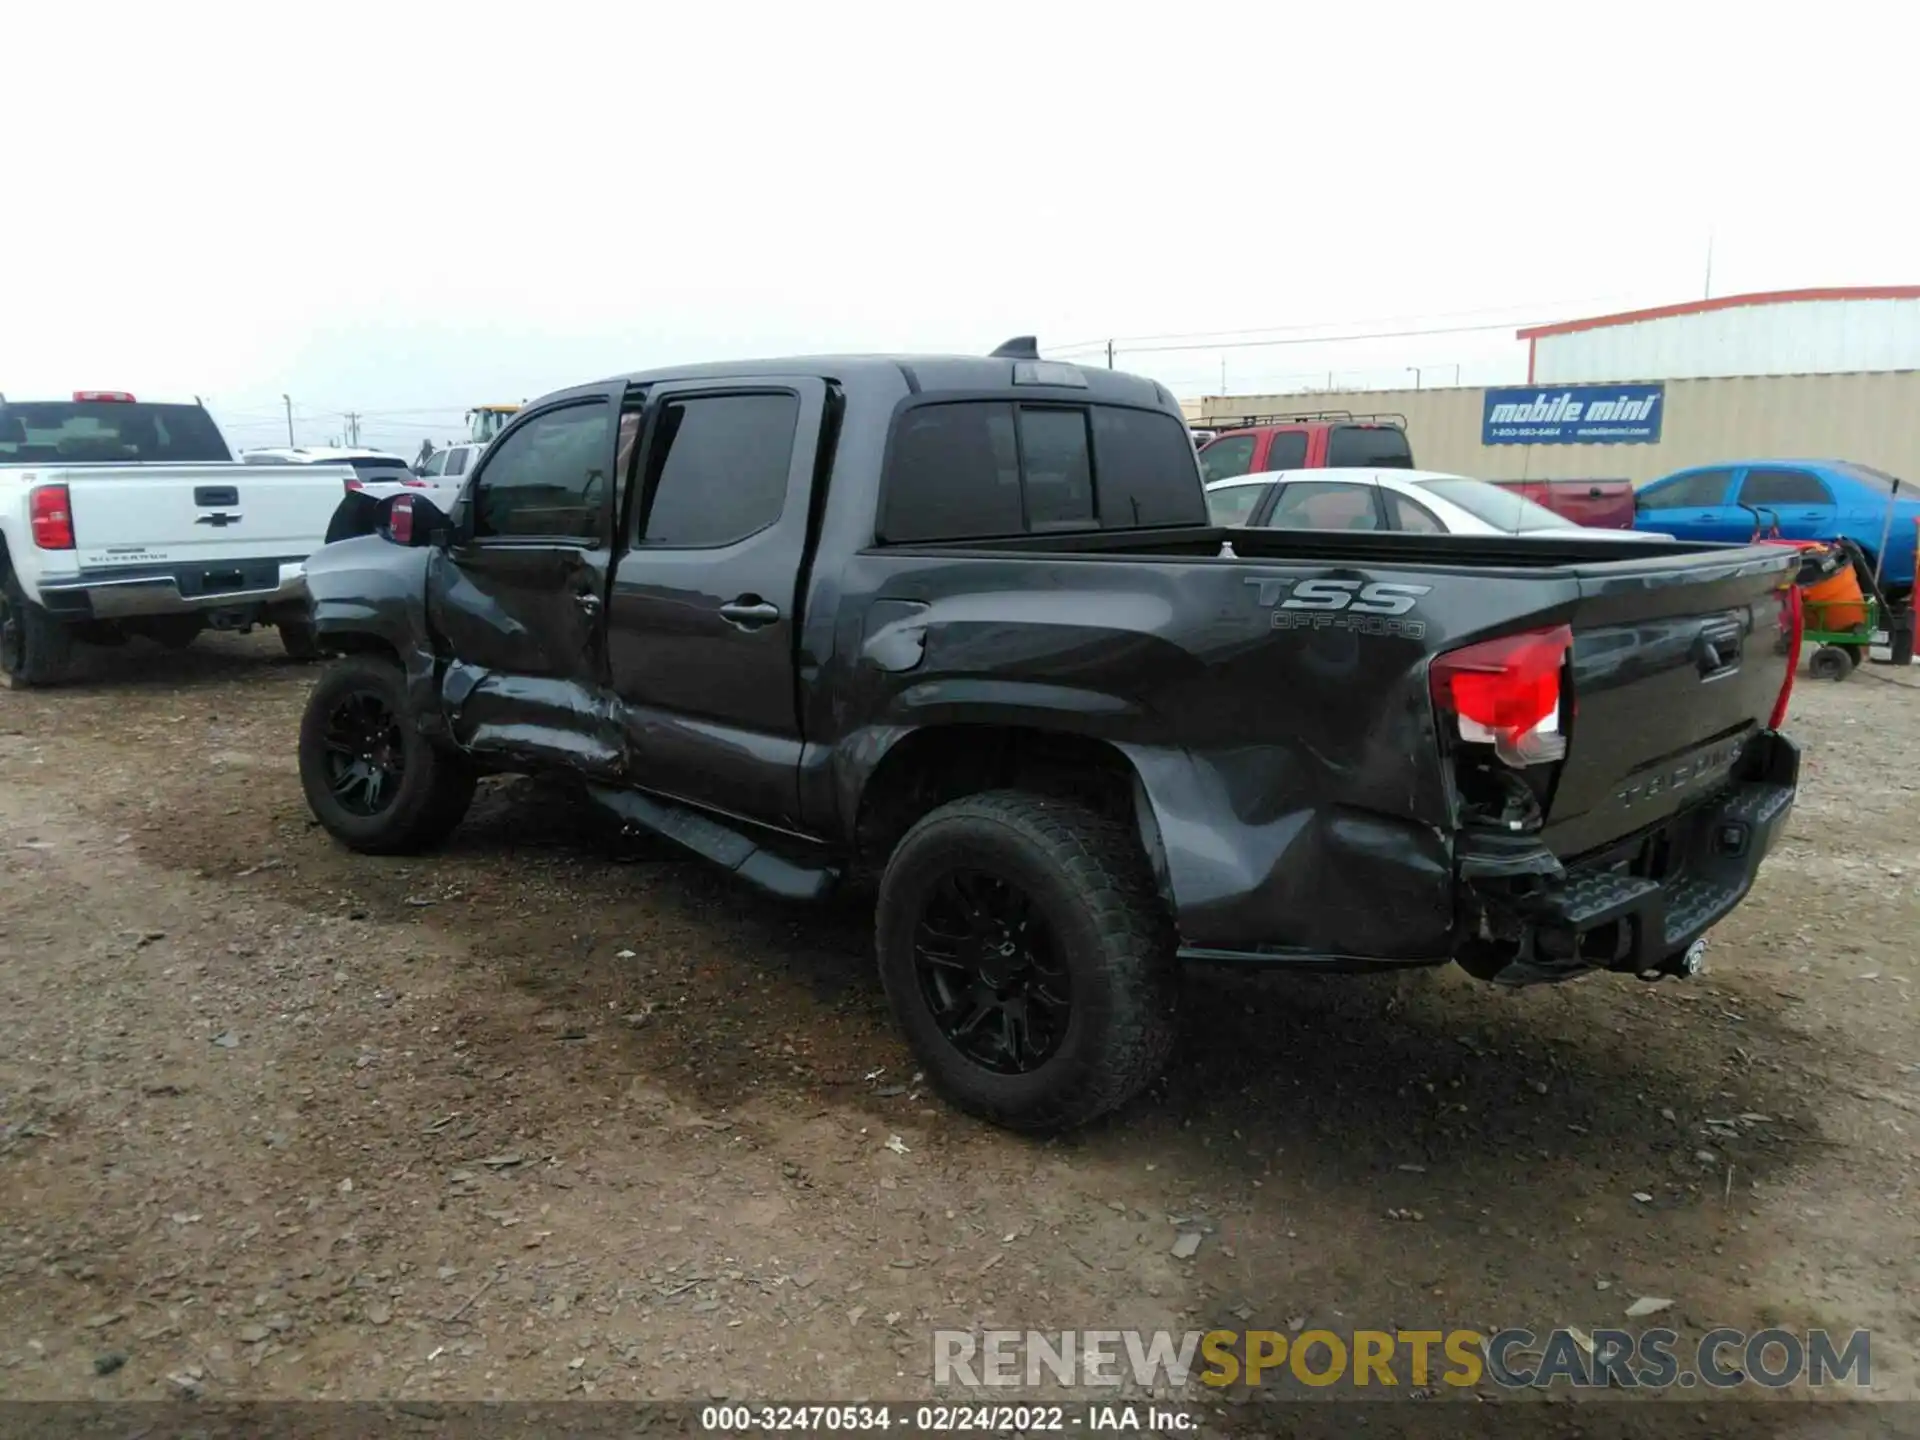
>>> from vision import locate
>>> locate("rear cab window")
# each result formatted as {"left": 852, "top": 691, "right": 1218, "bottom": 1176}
{"left": 0, "top": 401, "right": 232, "bottom": 464}
{"left": 879, "top": 402, "right": 1206, "bottom": 543}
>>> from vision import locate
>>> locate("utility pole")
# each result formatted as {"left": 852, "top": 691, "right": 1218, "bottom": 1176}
{"left": 1408, "top": 367, "right": 1424, "bottom": 391}
{"left": 282, "top": 394, "right": 295, "bottom": 446}
{"left": 344, "top": 411, "right": 362, "bottom": 446}
{"left": 1703, "top": 226, "right": 1715, "bottom": 300}
{"left": 1106, "top": 340, "right": 1115, "bottom": 370}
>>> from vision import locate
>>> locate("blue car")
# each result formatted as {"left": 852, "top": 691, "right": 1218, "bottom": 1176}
{"left": 1634, "top": 459, "right": 1919, "bottom": 594}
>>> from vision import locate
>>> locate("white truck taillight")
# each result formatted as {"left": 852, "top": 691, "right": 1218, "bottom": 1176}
{"left": 1429, "top": 624, "right": 1573, "bottom": 768}
{"left": 388, "top": 494, "right": 416, "bottom": 544}
{"left": 29, "top": 484, "right": 75, "bottom": 550}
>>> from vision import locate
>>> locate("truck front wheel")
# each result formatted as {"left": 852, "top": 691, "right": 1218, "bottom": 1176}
{"left": 0, "top": 572, "right": 75, "bottom": 688}
{"left": 875, "top": 790, "right": 1179, "bottom": 1132}
{"left": 298, "top": 656, "right": 476, "bottom": 853}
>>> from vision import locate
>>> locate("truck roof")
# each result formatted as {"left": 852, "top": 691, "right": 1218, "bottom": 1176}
{"left": 533, "top": 354, "right": 1179, "bottom": 413}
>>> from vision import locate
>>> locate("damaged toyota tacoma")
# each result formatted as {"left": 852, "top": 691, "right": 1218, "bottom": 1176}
{"left": 294, "top": 340, "right": 1802, "bottom": 1132}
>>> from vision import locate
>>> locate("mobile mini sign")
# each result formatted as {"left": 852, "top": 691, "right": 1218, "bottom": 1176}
{"left": 1482, "top": 382, "right": 1666, "bottom": 445}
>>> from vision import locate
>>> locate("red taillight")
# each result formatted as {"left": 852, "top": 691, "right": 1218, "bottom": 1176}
{"left": 1771, "top": 584, "right": 1802, "bottom": 729}
{"left": 1430, "top": 624, "right": 1573, "bottom": 768}
{"left": 401, "top": 478, "right": 428, "bottom": 488}
{"left": 388, "top": 495, "right": 415, "bottom": 544}
{"left": 344, "top": 478, "right": 365, "bottom": 492}
{"left": 72, "top": 390, "right": 135, "bottom": 403}
{"left": 29, "top": 484, "right": 75, "bottom": 550}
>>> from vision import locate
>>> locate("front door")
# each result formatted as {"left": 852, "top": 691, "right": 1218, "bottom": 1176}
{"left": 427, "top": 390, "right": 624, "bottom": 773}
{"left": 606, "top": 376, "right": 828, "bottom": 831}
{"left": 1635, "top": 467, "right": 1740, "bottom": 540}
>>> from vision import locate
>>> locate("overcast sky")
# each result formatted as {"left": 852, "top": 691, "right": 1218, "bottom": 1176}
{"left": 9, "top": 2, "right": 1914, "bottom": 457}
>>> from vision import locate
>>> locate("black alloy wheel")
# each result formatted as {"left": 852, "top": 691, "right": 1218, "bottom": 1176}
{"left": 320, "top": 688, "right": 407, "bottom": 817}
{"left": 912, "top": 867, "right": 1073, "bottom": 1075}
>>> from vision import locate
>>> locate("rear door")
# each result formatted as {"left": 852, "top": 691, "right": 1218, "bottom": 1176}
{"left": 69, "top": 463, "right": 341, "bottom": 570}
{"left": 1634, "top": 468, "right": 1740, "bottom": 540}
{"left": 606, "top": 377, "right": 829, "bottom": 829}
{"left": 1735, "top": 465, "right": 1836, "bottom": 540}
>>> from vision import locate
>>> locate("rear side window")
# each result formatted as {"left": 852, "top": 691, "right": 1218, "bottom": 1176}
{"left": 1385, "top": 490, "right": 1445, "bottom": 533}
{"left": 1264, "top": 430, "right": 1310, "bottom": 470}
{"left": 1266, "top": 481, "right": 1381, "bottom": 531}
{"left": 0, "top": 401, "right": 231, "bottom": 464}
{"left": 640, "top": 392, "right": 799, "bottom": 547}
{"left": 1198, "top": 434, "right": 1256, "bottom": 483}
{"left": 1739, "top": 468, "right": 1831, "bottom": 506}
{"left": 445, "top": 448, "right": 472, "bottom": 477}
{"left": 1326, "top": 425, "right": 1412, "bottom": 469}
{"left": 879, "top": 402, "right": 1024, "bottom": 542}
{"left": 879, "top": 402, "right": 1205, "bottom": 543}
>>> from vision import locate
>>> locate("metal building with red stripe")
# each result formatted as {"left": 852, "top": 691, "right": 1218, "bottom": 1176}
{"left": 1518, "top": 286, "right": 1920, "bottom": 385}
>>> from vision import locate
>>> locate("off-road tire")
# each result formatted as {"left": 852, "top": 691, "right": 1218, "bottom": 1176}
{"left": 0, "top": 570, "right": 75, "bottom": 688}
{"left": 875, "top": 789, "right": 1179, "bottom": 1133}
{"left": 298, "top": 655, "right": 475, "bottom": 853}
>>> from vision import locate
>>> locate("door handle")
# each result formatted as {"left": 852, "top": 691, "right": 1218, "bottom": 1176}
{"left": 718, "top": 598, "right": 781, "bottom": 629}
{"left": 574, "top": 591, "right": 602, "bottom": 618}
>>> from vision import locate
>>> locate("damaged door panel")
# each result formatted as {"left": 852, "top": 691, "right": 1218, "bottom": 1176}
{"left": 426, "top": 392, "right": 624, "bottom": 774}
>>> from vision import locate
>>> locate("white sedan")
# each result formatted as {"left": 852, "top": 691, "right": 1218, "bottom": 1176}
{"left": 1206, "top": 467, "right": 1667, "bottom": 540}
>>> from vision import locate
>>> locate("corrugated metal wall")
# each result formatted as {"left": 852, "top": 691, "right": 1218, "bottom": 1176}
{"left": 1533, "top": 297, "right": 1920, "bottom": 383}
{"left": 1191, "top": 372, "right": 1920, "bottom": 485}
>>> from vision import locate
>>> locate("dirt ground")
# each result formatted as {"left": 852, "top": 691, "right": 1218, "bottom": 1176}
{"left": 0, "top": 634, "right": 1915, "bottom": 1427}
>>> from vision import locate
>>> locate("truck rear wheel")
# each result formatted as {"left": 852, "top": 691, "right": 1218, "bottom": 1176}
{"left": 298, "top": 656, "right": 475, "bottom": 853}
{"left": 0, "top": 572, "right": 75, "bottom": 688}
{"left": 875, "top": 790, "right": 1178, "bottom": 1132}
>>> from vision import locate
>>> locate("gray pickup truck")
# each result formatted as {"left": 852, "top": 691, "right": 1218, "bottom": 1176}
{"left": 295, "top": 340, "right": 1802, "bottom": 1131}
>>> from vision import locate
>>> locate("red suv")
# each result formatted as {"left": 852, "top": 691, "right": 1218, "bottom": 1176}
{"left": 1196, "top": 412, "right": 1414, "bottom": 485}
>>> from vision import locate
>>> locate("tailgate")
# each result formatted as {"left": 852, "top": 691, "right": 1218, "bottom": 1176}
{"left": 69, "top": 464, "right": 343, "bottom": 569}
{"left": 1543, "top": 546, "right": 1796, "bottom": 857}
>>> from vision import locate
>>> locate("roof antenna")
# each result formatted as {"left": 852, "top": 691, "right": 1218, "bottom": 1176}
{"left": 989, "top": 336, "right": 1040, "bottom": 360}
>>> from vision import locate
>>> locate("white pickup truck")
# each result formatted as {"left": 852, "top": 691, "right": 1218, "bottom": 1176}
{"left": 0, "top": 392, "right": 349, "bottom": 686}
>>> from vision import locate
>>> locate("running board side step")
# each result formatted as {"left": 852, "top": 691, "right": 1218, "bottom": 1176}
{"left": 584, "top": 785, "right": 839, "bottom": 902}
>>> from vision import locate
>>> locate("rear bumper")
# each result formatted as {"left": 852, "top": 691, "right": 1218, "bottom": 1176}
{"left": 1455, "top": 731, "right": 1799, "bottom": 986}
{"left": 38, "top": 559, "right": 308, "bottom": 621}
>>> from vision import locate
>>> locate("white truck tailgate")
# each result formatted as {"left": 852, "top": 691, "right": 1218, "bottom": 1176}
{"left": 67, "top": 464, "right": 346, "bottom": 569}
